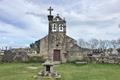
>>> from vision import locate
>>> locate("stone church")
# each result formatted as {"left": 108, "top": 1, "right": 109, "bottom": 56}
{"left": 30, "top": 7, "right": 86, "bottom": 63}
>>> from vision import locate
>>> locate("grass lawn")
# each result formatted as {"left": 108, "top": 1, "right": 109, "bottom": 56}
{"left": 0, "top": 63, "right": 120, "bottom": 80}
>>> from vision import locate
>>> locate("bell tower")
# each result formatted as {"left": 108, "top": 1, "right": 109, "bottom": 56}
{"left": 47, "top": 7, "right": 66, "bottom": 34}
{"left": 47, "top": 7, "right": 67, "bottom": 63}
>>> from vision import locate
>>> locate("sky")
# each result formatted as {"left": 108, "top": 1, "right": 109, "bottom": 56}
{"left": 0, "top": 0, "right": 120, "bottom": 48}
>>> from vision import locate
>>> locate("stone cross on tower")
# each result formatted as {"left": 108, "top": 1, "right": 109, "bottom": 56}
{"left": 48, "top": 6, "right": 53, "bottom": 15}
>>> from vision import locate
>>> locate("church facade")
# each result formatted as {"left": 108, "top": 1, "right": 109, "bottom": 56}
{"left": 30, "top": 7, "right": 85, "bottom": 63}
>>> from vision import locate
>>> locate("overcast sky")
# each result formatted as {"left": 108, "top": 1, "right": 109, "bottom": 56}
{"left": 0, "top": 0, "right": 120, "bottom": 48}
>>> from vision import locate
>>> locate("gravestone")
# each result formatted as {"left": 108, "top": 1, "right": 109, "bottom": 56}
{"left": 37, "top": 60, "right": 61, "bottom": 80}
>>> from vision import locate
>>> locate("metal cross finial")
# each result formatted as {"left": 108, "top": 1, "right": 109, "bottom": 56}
{"left": 48, "top": 6, "right": 53, "bottom": 15}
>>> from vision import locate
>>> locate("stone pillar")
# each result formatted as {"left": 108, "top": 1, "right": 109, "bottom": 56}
{"left": 37, "top": 60, "right": 61, "bottom": 80}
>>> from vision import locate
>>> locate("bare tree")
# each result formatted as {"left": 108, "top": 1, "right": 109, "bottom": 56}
{"left": 89, "top": 39, "right": 99, "bottom": 49}
{"left": 99, "top": 40, "right": 108, "bottom": 49}
{"left": 116, "top": 39, "right": 120, "bottom": 48}
{"left": 78, "top": 39, "right": 86, "bottom": 48}
{"left": 111, "top": 40, "right": 118, "bottom": 48}
{"left": 78, "top": 38, "right": 120, "bottom": 49}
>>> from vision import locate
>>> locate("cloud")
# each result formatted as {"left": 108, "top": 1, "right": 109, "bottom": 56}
{"left": 0, "top": 0, "right": 120, "bottom": 48}
{"left": 0, "top": 0, "right": 48, "bottom": 48}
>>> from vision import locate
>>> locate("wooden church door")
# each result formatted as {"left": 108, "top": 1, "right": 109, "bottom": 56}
{"left": 53, "top": 49, "right": 61, "bottom": 61}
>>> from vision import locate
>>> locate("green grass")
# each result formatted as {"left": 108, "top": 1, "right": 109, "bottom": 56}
{"left": 0, "top": 63, "right": 120, "bottom": 80}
